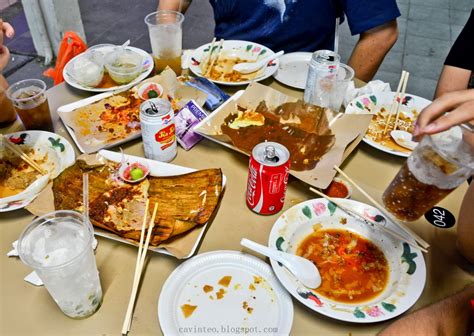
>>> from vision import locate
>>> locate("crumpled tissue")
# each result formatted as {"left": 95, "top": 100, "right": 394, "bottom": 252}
{"left": 344, "top": 80, "right": 392, "bottom": 107}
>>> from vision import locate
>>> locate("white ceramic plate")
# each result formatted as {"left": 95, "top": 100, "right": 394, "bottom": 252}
{"left": 268, "top": 198, "right": 426, "bottom": 323}
{"left": 95, "top": 150, "right": 226, "bottom": 258}
{"left": 273, "top": 52, "right": 312, "bottom": 89}
{"left": 345, "top": 92, "right": 432, "bottom": 157}
{"left": 158, "top": 250, "right": 293, "bottom": 335}
{"left": 0, "top": 131, "right": 75, "bottom": 212}
{"left": 189, "top": 40, "right": 279, "bottom": 86}
{"left": 63, "top": 45, "right": 153, "bottom": 93}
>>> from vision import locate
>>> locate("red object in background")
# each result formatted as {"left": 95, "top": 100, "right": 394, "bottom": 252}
{"left": 246, "top": 142, "right": 290, "bottom": 215}
{"left": 44, "top": 32, "right": 87, "bottom": 85}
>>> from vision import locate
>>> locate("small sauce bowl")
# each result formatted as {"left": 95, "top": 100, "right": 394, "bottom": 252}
{"left": 118, "top": 162, "right": 150, "bottom": 183}
{"left": 323, "top": 178, "right": 352, "bottom": 199}
{"left": 138, "top": 82, "right": 163, "bottom": 100}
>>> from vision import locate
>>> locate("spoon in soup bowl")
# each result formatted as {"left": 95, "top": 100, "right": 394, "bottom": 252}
{"left": 233, "top": 50, "right": 285, "bottom": 74}
{"left": 240, "top": 238, "right": 321, "bottom": 289}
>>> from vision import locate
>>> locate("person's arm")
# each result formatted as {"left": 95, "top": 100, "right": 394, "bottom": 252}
{"left": 378, "top": 285, "right": 474, "bottom": 336}
{"left": 157, "top": 0, "right": 192, "bottom": 12}
{"left": 347, "top": 20, "right": 398, "bottom": 82}
{"left": 457, "top": 182, "right": 474, "bottom": 263}
{"left": 435, "top": 66, "right": 472, "bottom": 98}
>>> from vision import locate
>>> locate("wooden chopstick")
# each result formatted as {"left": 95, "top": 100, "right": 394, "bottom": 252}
{"left": 1, "top": 134, "right": 47, "bottom": 175}
{"left": 201, "top": 37, "right": 216, "bottom": 75}
{"left": 205, "top": 38, "right": 224, "bottom": 77}
{"left": 333, "top": 166, "right": 430, "bottom": 249}
{"left": 393, "top": 72, "right": 410, "bottom": 131}
{"left": 122, "top": 201, "right": 157, "bottom": 335}
{"left": 310, "top": 187, "right": 427, "bottom": 253}
{"left": 383, "top": 70, "right": 407, "bottom": 135}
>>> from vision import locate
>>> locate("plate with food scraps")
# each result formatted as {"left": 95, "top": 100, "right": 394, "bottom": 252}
{"left": 345, "top": 92, "right": 431, "bottom": 157}
{"left": 268, "top": 198, "right": 426, "bottom": 323}
{"left": 0, "top": 131, "right": 75, "bottom": 212}
{"left": 189, "top": 40, "right": 279, "bottom": 86}
{"left": 57, "top": 86, "right": 143, "bottom": 154}
{"left": 87, "top": 150, "right": 225, "bottom": 258}
{"left": 158, "top": 250, "right": 293, "bottom": 335}
{"left": 273, "top": 52, "right": 312, "bottom": 90}
{"left": 63, "top": 45, "right": 153, "bottom": 93}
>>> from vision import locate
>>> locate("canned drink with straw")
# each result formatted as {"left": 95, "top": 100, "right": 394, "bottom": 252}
{"left": 383, "top": 125, "right": 474, "bottom": 221}
{"left": 246, "top": 142, "right": 291, "bottom": 215}
{"left": 140, "top": 98, "right": 177, "bottom": 162}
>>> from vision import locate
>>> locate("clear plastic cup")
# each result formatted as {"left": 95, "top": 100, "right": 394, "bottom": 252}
{"left": 383, "top": 126, "right": 474, "bottom": 221}
{"left": 145, "top": 10, "right": 184, "bottom": 75}
{"left": 304, "top": 62, "right": 353, "bottom": 112}
{"left": 104, "top": 48, "right": 142, "bottom": 84}
{"left": 17, "top": 210, "right": 102, "bottom": 319}
{"left": 6, "top": 79, "right": 53, "bottom": 131}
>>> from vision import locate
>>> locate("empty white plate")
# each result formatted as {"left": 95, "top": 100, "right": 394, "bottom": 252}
{"left": 273, "top": 52, "right": 312, "bottom": 89}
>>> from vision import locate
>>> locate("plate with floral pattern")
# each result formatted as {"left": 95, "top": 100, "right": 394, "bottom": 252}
{"left": 0, "top": 131, "right": 75, "bottom": 212}
{"left": 189, "top": 40, "right": 279, "bottom": 86}
{"left": 345, "top": 92, "right": 432, "bottom": 157}
{"left": 268, "top": 198, "right": 426, "bottom": 323}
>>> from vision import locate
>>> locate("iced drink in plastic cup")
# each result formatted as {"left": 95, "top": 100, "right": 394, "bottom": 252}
{"left": 383, "top": 125, "right": 474, "bottom": 221}
{"left": 0, "top": 87, "right": 17, "bottom": 126}
{"left": 145, "top": 10, "right": 184, "bottom": 75}
{"left": 6, "top": 79, "right": 53, "bottom": 131}
{"left": 18, "top": 210, "right": 102, "bottom": 319}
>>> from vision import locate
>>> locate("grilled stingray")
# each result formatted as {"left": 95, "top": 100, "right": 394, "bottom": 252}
{"left": 53, "top": 160, "right": 223, "bottom": 245}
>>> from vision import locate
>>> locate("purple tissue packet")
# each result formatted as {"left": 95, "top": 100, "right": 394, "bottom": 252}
{"left": 175, "top": 100, "right": 207, "bottom": 150}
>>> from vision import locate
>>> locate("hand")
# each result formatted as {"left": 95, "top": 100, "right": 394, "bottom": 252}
{"left": 0, "top": 20, "right": 15, "bottom": 47}
{"left": 413, "top": 89, "right": 474, "bottom": 138}
{"left": 0, "top": 45, "right": 10, "bottom": 72}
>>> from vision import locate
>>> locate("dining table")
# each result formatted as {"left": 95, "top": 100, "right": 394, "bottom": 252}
{"left": 0, "top": 75, "right": 472, "bottom": 336}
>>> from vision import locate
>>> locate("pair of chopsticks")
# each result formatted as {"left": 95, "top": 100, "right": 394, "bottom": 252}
{"left": 383, "top": 70, "right": 410, "bottom": 135}
{"left": 310, "top": 166, "right": 429, "bottom": 252}
{"left": 121, "top": 200, "right": 158, "bottom": 335}
{"left": 202, "top": 37, "right": 224, "bottom": 77}
{"left": 1, "top": 134, "right": 47, "bottom": 175}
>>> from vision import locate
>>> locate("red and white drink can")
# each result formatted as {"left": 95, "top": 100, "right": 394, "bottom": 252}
{"left": 246, "top": 142, "right": 290, "bottom": 215}
{"left": 140, "top": 98, "right": 177, "bottom": 162}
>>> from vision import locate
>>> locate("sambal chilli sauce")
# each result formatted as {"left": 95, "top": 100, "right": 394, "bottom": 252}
{"left": 296, "top": 228, "right": 389, "bottom": 303}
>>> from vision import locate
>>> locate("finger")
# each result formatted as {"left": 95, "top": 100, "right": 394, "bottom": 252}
{"left": 0, "top": 46, "right": 10, "bottom": 70}
{"left": 414, "top": 90, "right": 474, "bottom": 135}
{"left": 2, "top": 22, "right": 15, "bottom": 38}
{"left": 0, "top": 45, "right": 10, "bottom": 56}
{"left": 419, "top": 100, "right": 474, "bottom": 135}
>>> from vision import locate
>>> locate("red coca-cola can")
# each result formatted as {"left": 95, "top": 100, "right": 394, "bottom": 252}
{"left": 246, "top": 142, "right": 290, "bottom": 215}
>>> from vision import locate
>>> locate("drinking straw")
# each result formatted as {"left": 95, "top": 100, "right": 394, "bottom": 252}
{"left": 334, "top": 17, "right": 340, "bottom": 56}
{"left": 82, "top": 173, "right": 94, "bottom": 233}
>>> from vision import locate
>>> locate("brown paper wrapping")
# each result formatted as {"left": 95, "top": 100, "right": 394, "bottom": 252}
{"left": 58, "top": 69, "right": 207, "bottom": 154}
{"left": 26, "top": 153, "right": 209, "bottom": 259}
{"left": 195, "top": 82, "right": 372, "bottom": 189}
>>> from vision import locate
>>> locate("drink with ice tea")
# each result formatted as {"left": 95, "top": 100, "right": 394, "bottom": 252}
{"left": 145, "top": 10, "right": 184, "bottom": 76}
{"left": 153, "top": 55, "right": 182, "bottom": 75}
{"left": 383, "top": 126, "right": 474, "bottom": 221}
{"left": 6, "top": 79, "right": 53, "bottom": 131}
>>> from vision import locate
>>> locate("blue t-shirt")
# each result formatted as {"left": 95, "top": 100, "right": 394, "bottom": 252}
{"left": 210, "top": 0, "right": 401, "bottom": 52}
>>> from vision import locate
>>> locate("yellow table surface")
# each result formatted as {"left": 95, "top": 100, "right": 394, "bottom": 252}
{"left": 0, "top": 78, "right": 471, "bottom": 336}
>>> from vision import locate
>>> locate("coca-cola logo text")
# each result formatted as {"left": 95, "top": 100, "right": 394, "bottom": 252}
{"left": 246, "top": 163, "right": 258, "bottom": 206}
